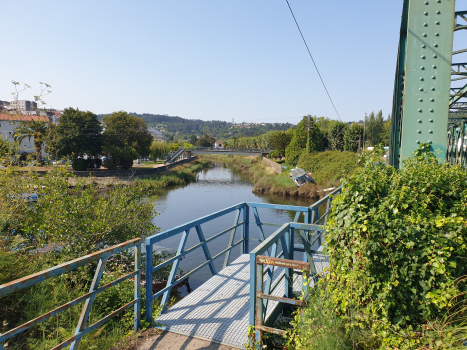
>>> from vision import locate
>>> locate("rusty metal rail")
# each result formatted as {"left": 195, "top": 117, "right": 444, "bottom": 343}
{"left": 254, "top": 255, "right": 310, "bottom": 343}
{"left": 0, "top": 238, "right": 142, "bottom": 350}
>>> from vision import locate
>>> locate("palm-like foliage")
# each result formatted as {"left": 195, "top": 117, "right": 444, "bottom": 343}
{"left": 14, "top": 120, "right": 49, "bottom": 163}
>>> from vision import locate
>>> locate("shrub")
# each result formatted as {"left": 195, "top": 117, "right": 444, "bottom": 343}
{"left": 324, "top": 145, "right": 467, "bottom": 348}
{"left": 72, "top": 158, "right": 88, "bottom": 171}
{"left": 297, "top": 151, "right": 359, "bottom": 185}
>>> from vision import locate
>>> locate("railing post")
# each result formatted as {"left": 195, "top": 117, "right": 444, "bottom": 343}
{"left": 285, "top": 227, "right": 294, "bottom": 299}
{"left": 70, "top": 257, "right": 108, "bottom": 350}
{"left": 242, "top": 205, "right": 249, "bottom": 254}
{"left": 249, "top": 251, "right": 257, "bottom": 329}
{"left": 145, "top": 238, "right": 153, "bottom": 325}
{"left": 255, "top": 259, "right": 263, "bottom": 346}
{"left": 134, "top": 243, "right": 141, "bottom": 331}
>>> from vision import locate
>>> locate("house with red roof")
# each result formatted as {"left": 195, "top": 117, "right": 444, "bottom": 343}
{"left": 0, "top": 113, "right": 49, "bottom": 155}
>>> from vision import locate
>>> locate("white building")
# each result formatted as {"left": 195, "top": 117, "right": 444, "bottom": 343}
{"left": 0, "top": 113, "right": 49, "bottom": 155}
{"left": 214, "top": 140, "right": 224, "bottom": 148}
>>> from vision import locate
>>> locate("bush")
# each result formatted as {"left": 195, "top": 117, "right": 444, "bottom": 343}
{"left": 297, "top": 151, "right": 359, "bottom": 185}
{"left": 72, "top": 158, "right": 88, "bottom": 171}
{"left": 104, "top": 147, "right": 137, "bottom": 170}
{"left": 324, "top": 145, "right": 467, "bottom": 348}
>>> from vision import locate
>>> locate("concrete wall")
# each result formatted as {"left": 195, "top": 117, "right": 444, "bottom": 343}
{"left": 262, "top": 157, "right": 282, "bottom": 174}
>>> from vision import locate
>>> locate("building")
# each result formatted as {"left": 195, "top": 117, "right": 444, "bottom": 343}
{"left": 148, "top": 127, "right": 166, "bottom": 142}
{"left": 8, "top": 100, "right": 38, "bottom": 112}
{"left": 214, "top": 140, "right": 224, "bottom": 148}
{"left": 0, "top": 113, "right": 49, "bottom": 155}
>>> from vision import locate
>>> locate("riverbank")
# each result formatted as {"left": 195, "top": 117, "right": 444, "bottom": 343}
{"left": 198, "top": 155, "right": 326, "bottom": 199}
{"left": 68, "top": 160, "right": 212, "bottom": 194}
{"left": 198, "top": 152, "right": 359, "bottom": 199}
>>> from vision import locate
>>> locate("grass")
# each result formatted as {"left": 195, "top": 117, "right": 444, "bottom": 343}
{"left": 134, "top": 160, "right": 212, "bottom": 189}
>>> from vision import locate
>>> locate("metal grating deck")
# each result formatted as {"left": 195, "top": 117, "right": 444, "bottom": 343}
{"left": 155, "top": 254, "right": 329, "bottom": 349}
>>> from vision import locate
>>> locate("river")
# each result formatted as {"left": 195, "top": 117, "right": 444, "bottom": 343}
{"left": 151, "top": 162, "right": 316, "bottom": 292}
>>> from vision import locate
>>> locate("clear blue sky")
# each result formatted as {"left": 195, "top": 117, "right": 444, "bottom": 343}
{"left": 2, "top": 1, "right": 405, "bottom": 124}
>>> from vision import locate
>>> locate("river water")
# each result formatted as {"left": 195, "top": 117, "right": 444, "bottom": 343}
{"left": 151, "top": 162, "right": 316, "bottom": 291}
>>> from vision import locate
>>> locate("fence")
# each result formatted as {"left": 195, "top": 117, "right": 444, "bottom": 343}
{"left": 0, "top": 239, "right": 142, "bottom": 350}
{"left": 144, "top": 186, "right": 341, "bottom": 324}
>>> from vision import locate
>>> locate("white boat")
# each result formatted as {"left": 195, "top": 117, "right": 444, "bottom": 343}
{"left": 290, "top": 168, "right": 314, "bottom": 186}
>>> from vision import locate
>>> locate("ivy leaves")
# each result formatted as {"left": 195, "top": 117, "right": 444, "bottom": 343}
{"left": 324, "top": 145, "right": 467, "bottom": 348}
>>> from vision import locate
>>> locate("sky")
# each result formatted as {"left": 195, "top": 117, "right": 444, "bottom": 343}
{"left": 1, "top": 1, "right": 406, "bottom": 124}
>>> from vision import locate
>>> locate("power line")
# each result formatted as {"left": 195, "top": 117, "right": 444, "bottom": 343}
{"left": 284, "top": 0, "right": 342, "bottom": 122}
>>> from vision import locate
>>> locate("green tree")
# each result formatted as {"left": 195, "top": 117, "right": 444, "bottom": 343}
{"left": 14, "top": 120, "right": 49, "bottom": 163}
{"left": 286, "top": 118, "right": 308, "bottom": 166}
{"left": 103, "top": 111, "right": 153, "bottom": 157}
{"left": 196, "top": 133, "right": 216, "bottom": 147}
{"left": 270, "top": 130, "right": 293, "bottom": 155}
{"left": 149, "top": 141, "right": 170, "bottom": 161}
{"left": 189, "top": 134, "right": 198, "bottom": 145}
{"left": 364, "top": 110, "right": 385, "bottom": 146}
{"left": 47, "top": 107, "right": 102, "bottom": 160}
{"left": 344, "top": 123, "right": 364, "bottom": 152}
{"left": 328, "top": 122, "right": 348, "bottom": 151}
{"left": 306, "top": 117, "right": 324, "bottom": 153}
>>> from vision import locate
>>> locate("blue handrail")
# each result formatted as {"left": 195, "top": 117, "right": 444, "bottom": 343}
{"left": 144, "top": 186, "right": 341, "bottom": 325}
{"left": 0, "top": 238, "right": 142, "bottom": 350}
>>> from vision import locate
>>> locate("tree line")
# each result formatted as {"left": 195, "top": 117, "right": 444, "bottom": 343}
{"left": 5, "top": 108, "right": 153, "bottom": 170}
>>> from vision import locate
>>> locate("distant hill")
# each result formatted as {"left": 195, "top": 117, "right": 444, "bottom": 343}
{"left": 97, "top": 113, "right": 293, "bottom": 141}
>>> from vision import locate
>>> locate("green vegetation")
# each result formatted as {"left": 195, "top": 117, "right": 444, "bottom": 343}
{"left": 103, "top": 111, "right": 153, "bottom": 169}
{"left": 297, "top": 151, "right": 359, "bottom": 185}
{"left": 344, "top": 123, "right": 364, "bottom": 152}
{"left": 286, "top": 145, "right": 467, "bottom": 349}
{"left": 47, "top": 108, "right": 103, "bottom": 162}
{"left": 135, "top": 160, "right": 212, "bottom": 188}
{"left": 97, "top": 113, "right": 293, "bottom": 140}
{"left": 196, "top": 133, "right": 216, "bottom": 147}
{"left": 149, "top": 141, "right": 170, "bottom": 161}
{"left": 13, "top": 120, "right": 49, "bottom": 163}
{"left": 286, "top": 117, "right": 323, "bottom": 166}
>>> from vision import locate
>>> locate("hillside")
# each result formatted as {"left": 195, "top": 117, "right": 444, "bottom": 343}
{"left": 97, "top": 113, "right": 293, "bottom": 140}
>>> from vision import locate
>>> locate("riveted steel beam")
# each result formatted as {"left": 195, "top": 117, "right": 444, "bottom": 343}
{"left": 390, "top": 0, "right": 456, "bottom": 167}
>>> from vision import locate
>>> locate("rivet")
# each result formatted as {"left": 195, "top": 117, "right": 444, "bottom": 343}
{"left": 437, "top": 0, "right": 440, "bottom": 2}
{"left": 428, "top": 140, "right": 432, "bottom": 144}
{"left": 435, "top": 21, "right": 440, "bottom": 25}
{"left": 429, "top": 119, "right": 433, "bottom": 122}
{"left": 419, "top": 98, "right": 423, "bottom": 102}
{"left": 430, "top": 109, "right": 434, "bottom": 112}
{"left": 422, "top": 44, "right": 426, "bottom": 48}
{"left": 420, "top": 77, "right": 424, "bottom": 81}
{"left": 432, "top": 76, "right": 436, "bottom": 79}
{"left": 424, "top": 1, "right": 428, "bottom": 3}
{"left": 429, "top": 130, "right": 433, "bottom": 133}
{"left": 421, "top": 66, "right": 425, "bottom": 70}
{"left": 436, "top": 11, "right": 440, "bottom": 14}
{"left": 418, "top": 130, "right": 422, "bottom": 133}
{"left": 435, "top": 33, "right": 439, "bottom": 36}
{"left": 433, "top": 54, "right": 437, "bottom": 58}
{"left": 423, "top": 33, "right": 427, "bottom": 37}
{"left": 418, "top": 119, "right": 422, "bottom": 123}
{"left": 431, "top": 87, "right": 435, "bottom": 91}
{"left": 421, "top": 55, "right": 426, "bottom": 59}
{"left": 416, "top": 140, "right": 420, "bottom": 144}
{"left": 433, "top": 65, "right": 437, "bottom": 69}
{"left": 418, "top": 109, "right": 422, "bottom": 112}
{"left": 424, "top": 11, "right": 428, "bottom": 15}
{"left": 434, "top": 43, "right": 438, "bottom": 47}
{"left": 430, "top": 98, "right": 434, "bottom": 102}
{"left": 420, "top": 87, "right": 424, "bottom": 91}
{"left": 424, "top": 23, "right": 428, "bottom": 27}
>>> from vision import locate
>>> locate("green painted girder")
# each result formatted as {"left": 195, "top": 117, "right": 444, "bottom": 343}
{"left": 450, "top": 83, "right": 467, "bottom": 106}
{"left": 390, "top": 0, "right": 456, "bottom": 168}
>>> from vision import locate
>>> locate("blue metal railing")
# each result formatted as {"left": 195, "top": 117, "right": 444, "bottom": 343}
{"left": 145, "top": 186, "right": 341, "bottom": 324}
{"left": 0, "top": 238, "right": 142, "bottom": 350}
{"left": 248, "top": 186, "right": 342, "bottom": 343}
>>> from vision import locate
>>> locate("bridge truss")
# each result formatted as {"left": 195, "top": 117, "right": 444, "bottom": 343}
{"left": 390, "top": 0, "right": 467, "bottom": 168}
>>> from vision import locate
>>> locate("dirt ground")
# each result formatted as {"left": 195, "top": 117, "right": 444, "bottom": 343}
{"left": 112, "top": 329, "right": 238, "bottom": 350}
